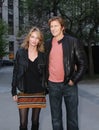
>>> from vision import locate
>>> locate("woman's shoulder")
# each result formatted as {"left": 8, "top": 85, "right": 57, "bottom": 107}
{"left": 17, "top": 47, "right": 27, "bottom": 54}
{"left": 38, "top": 51, "right": 45, "bottom": 63}
{"left": 38, "top": 51, "right": 45, "bottom": 57}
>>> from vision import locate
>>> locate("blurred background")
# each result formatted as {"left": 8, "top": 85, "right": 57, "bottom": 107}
{"left": 0, "top": 0, "right": 99, "bottom": 78}
{"left": 0, "top": 1, "right": 99, "bottom": 130}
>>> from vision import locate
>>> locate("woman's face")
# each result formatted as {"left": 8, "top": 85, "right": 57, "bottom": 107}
{"left": 29, "top": 31, "right": 40, "bottom": 47}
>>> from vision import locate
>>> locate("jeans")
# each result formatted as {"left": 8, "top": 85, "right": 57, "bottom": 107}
{"left": 48, "top": 81, "right": 79, "bottom": 130}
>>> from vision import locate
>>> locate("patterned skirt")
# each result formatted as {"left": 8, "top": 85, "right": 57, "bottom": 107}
{"left": 17, "top": 92, "right": 46, "bottom": 109}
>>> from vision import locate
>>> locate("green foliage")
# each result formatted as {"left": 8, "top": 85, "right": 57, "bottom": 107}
{"left": 22, "top": 0, "right": 98, "bottom": 45}
{"left": 0, "top": 20, "right": 8, "bottom": 58}
{"left": 59, "top": 0, "right": 99, "bottom": 44}
{"left": 13, "top": 0, "right": 99, "bottom": 76}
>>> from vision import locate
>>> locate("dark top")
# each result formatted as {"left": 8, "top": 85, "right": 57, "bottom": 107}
{"left": 24, "top": 57, "right": 44, "bottom": 93}
{"left": 11, "top": 48, "right": 46, "bottom": 96}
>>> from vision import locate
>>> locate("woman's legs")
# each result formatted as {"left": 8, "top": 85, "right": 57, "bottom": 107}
{"left": 19, "top": 108, "right": 41, "bottom": 130}
{"left": 19, "top": 108, "right": 29, "bottom": 130}
{"left": 31, "top": 108, "right": 41, "bottom": 130}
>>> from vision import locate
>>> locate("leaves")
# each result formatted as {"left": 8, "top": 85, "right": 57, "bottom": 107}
{"left": 0, "top": 20, "right": 8, "bottom": 58}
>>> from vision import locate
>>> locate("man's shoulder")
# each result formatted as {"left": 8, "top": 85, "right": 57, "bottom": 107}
{"left": 64, "top": 34, "right": 77, "bottom": 41}
{"left": 44, "top": 37, "right": 53, "bottom": 49}
{"left": 45, "top": 37, "right": 53, "bottom": 44}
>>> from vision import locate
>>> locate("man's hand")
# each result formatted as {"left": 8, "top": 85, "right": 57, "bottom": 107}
{"left": 68, "top": 80, "right": 74, "bottom": 86}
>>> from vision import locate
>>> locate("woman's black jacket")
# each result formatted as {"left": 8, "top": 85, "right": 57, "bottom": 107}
{"left": 45, "top": 34, "right": 87, "bottom": 85}
{"left": 11, "top": 48, "right": 46, "bottom": 96}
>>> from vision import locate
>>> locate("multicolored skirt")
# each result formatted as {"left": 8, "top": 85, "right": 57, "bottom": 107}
{"left": 17, "top": 92, "right": 46, "bottom": 109}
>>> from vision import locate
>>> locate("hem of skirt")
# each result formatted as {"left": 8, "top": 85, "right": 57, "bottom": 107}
{"left": 17, "top": 104, "right": 46, "bottom": 109}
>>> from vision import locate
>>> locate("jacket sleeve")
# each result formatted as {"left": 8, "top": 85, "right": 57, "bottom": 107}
{"left": 71, "top": 39, "right": 87, "bottom": 84}
{"left": 11, "top": 50, "right": 19, "bottom": 96}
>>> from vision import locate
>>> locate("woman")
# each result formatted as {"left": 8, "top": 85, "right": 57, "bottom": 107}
{"left": 11, "top": 27, "right": 46, "bottom": 130}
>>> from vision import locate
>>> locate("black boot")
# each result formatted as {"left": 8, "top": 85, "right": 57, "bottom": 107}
{"left": 31, "top": 123, "right": 39, "bottom": 130}
{"left": 19, "top": 126, "right": 27, "bottom": 130}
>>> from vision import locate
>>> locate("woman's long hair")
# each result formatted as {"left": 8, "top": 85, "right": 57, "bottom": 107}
{"left": 21, "top": 27, "right": 44, "bottom": 52}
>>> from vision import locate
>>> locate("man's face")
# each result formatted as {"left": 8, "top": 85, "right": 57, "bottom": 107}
{"left": 50, "top": 20, "right": 64, "bottom": 37}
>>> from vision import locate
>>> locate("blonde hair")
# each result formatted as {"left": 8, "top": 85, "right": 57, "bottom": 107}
{"left": 21, "top": 27, "right": 44, "bottom": 52}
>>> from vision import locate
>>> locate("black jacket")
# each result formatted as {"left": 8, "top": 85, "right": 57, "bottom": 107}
{"left": 45, "top": 34, "right": 87, "bottom": 84}
{"left": 11, "top": 48, "right": 46, "bottom": 96}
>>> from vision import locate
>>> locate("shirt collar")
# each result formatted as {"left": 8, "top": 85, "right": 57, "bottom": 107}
{"left": 58, "top": 35, "right": 65, "bottom": 44}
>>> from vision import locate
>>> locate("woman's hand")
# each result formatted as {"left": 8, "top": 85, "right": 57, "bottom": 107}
{"left": 13, "top": 95, "right": 18, "bottom": 102}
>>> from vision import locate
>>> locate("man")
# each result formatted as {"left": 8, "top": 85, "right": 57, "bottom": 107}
{"left": 45, "top": 16, "right": 87, "bottom": 130}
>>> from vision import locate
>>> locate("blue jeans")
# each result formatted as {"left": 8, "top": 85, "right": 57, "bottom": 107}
{"left": 48, "top": 81, "right": 79, "bottom": 130}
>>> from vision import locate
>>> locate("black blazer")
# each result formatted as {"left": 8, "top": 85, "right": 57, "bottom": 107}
{"left": 45, "top": 34, "right": 87, "bottom": 84}
{"left": 11, "top": 48, "right": 46, "bottom": 96}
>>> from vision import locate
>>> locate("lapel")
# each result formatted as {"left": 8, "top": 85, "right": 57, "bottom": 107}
{"left": 59, "top": 35, "right": 70, "bottom": 58}
{"left": 22, "top": 49, "right": 28, "bottom": 67}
